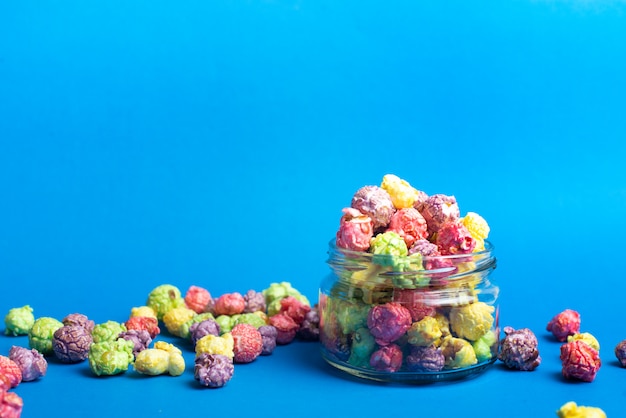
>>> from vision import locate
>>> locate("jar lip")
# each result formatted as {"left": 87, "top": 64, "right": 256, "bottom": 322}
{"left": 328, "top": 239, "right": 494, "bottom": 261}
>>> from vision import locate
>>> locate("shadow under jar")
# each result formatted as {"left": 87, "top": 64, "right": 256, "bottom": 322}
{"left": 319, "top": 240, "right": 499, "bottom": 383}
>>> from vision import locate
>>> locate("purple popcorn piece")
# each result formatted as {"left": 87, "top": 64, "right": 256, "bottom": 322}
{"left": 498, "top": 326, "right": 541, "bottom": 371}
{"left": 62, "top": 313, "right": 95, "bottom": 334}
{"left": 52, "top": 325, "right": 93, "bottom": 363}
{"left": 118, "top": 329, "right": 152, "bottom": 356}
{"left": 243, "top": 289, "right": 266, "bottom": 313}
{"left": 194, "top": 353, "right": 234, "bottom": 388}
{"left": 297, "top": 306, "right": 320, "bottom": 341}
{"left": 8, "top": 346, "right": 48, "bottom": 381}
{"left": 258, "top": 325, "right": 278, "bottom": 355}
{"left": 189, "top": 319, "right": 221, "bottom": 347}
{"left": 405, "top": 345, "right": 445, "bottom": 372}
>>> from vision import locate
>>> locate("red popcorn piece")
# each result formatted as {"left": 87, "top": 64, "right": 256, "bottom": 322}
{"left": 0, "top": 356, "right": 22, "bottom": 389}
{"left": 335, "top": 207, "right": 374, "bottom": 252}
{"left": 388, "top": 207, "right": 428, "bottom": 248}
{"left": 0, "top": 389, "right": 23, "bottom": 418}
{"left": 547, "top": 309, "right": 581, "bottom": 342}
{"left": 560, "top": 339, "right": 601, "bottom": 382}
{"left": 269, "top": 313, "right": 299, "bottom": 345}
{"left": 231, "top": 324, "right": 264, "bottom": 363}
{"left": 279, "top": 296, "right": 311, "bottom": 326}
{"left": 434, "top": 221, "right": 476, "bottom": 255}
{"left": 370, "top": 344, "right": 403, "bottom": 372}
{"left": 367, "top": 302, "right": 412, "bottom": 346}
{"left": 213, "top": 293, "right": 246, "bottom": 316}
{"left": 184, "top": 285, "right": 212, "bottom": 314}
{"left": 125, "top": 316, "right": 160, "bottom": 340}
{"left": 392, "top": 289, "right": 436, "bottom": 322}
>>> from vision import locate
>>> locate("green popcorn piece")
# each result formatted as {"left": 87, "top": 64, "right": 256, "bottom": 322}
{"left": 233, "top": 313, "right": 266, "bottom": 329}
{"left": 263, "top": 282, "right": 310, "bottom": 306}
{"left": 472, "top": 330, "right": 498, "bottom": 362}
{"left": 28, "top": 317, "right": 64, "bottom": 355}
{"left": 4, "top": 305, "right": 35, "bottom": 336}
{"left": 146, "top": 284, "right": 185, "bottom": 321}
{"left": 215, "top": 315, "right": 235, "bottom": 334}
{"left": 89, "top": 339, "right": 135, "bottom": 376}
{"left": 370, "top": 231, "right": 408, "bottom": 267}
{"left": 347, "top": 327, "right": 376, "bottom": 368}
{"left": 92, "top": 320, "right": 127, "bottom": 343}
{"left": 180, "top": 312, "right": 215, "bottom": 340}
{"left": 335, "top": 301, "right": 369, "bottom": 335}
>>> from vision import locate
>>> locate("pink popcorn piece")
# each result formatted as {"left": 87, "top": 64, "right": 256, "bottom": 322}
{"left": 434, "top": 220, "right": 476, "bottom": 256}
{"left": 0, "top": 356, "right": 22, "bottom": 389}
{"left": 269, "top": 313, "right": 299, "bottom": 345}
{"left": 231, "top": 323, "right": 264, "bottom": 363}
{"left": 370, "top": 344, "right": 403, "bottom": 372}
{"left": 0, "top": 389, "right": 23, "bottom": 418}
{"left": 420, "top": 194, "right": 460, "bottom": 237}
{"left": 547, "top": 309, "right": 581, "bottom": 342}
{"left": 213, "top": 292, "right": 246, "bottom": 316}
{"left": 351, "top": 185, "right": 396, "bottom": 231}
{"left": 52, "top": 325, "right": 93, "bottom": 363}
{"left": 125, "top": 316, "right": 161, "bottom": 340}
{"left": 367, "top": 302, "right": 412, "bottom": 346}
{"left": 388, "top": 207, "right": 428, "bottom": 248}
{"left": 391, "top": 289, "right": 436, "bottom": 322}
{"left": 243, "top": 289, "right": 266, "bottom": 313}
{"left": 184, "top": 285, "right": 212, "bottom": 314}
{"left": 62, "top": 313, "right": 95, "bottom": 334}
{"left": 279, "top": 296, "right": 311, "bottom": 326}
{"left": 335, "top": 207, "right": 375, "bottom": 252}
{"left": 560, "top": 339, "right": 601, "bottom": 382}
{"left": 8, "top": 346, "right": 47, "bottom": 382}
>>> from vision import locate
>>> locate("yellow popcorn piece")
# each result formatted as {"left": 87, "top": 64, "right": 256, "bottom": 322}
{"left": 407, "top": 316, "right": 442, "bottom": 347}
{"left": 381, "top": 174, "right": 421, "bottom": 209}
{"left": 130, "top": 306, "right": 157, "bottom": 319}
{"left": 162, "top": 306, "right": 197, "bottom": 337}
{"left": 567, "top": 333, "right": 600, "bottom": 352}
{"left": 449, "top": 301, "right": 495, "bottom": 341}
{"left": 195, "top": 333, "right": 235, "bottom": 359}
{"left": 134, "top": 346, "right": 185, "bottom": 376}
{"left": 441, "top": 336, "right": 478, "bottom": 369}
{"left": 557, "top": 401, "right": 606, "bottom": 418}
{"left": 461, "top": 212, "right": 490, "bottom": 246}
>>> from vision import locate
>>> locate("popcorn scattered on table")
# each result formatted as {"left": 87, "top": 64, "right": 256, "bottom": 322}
{"left": 556, "top": 401, "right": 606, "bottom": 418}
{"left": 3, "top": 306, "right": 35, "bottom": 337}
{"left": 497, "top": 326, "right": 541, "bottom": 371}
{"left": 547, "top": 309, "right": 581, "bottom": 342}
{"left": 560, "top": 339, "right": 601, "bottom": 382}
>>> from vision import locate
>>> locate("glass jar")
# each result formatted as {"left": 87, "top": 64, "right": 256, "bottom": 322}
{"left": 319, "top": 240, "right": 499, "bottom": 383}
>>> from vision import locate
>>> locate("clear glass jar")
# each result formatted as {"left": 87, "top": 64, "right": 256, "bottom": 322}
{"left": 319, "top": 240, "right": 499, "bottom": 383}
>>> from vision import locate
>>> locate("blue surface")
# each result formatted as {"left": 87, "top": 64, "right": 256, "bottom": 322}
{"left": 1, "top": 1, "right": 626, "bottom": 416}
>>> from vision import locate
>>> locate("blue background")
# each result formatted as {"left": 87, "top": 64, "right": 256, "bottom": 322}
{"left": 1, "top": 1, "right": 626, "bottom": 416}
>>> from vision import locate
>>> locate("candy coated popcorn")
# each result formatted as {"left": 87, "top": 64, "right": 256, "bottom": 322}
{"left": 347, "top": 327, "right": 376, "bottom": 368}
{"left": 0, "top": 356, "right": 21, "bottom": 388}
{"left": 351, "top": 185, "right": 396, "bottom": 230}
{"left": 194, "top": 353, "right": 234, "bottom": 388}
{"left": 366, "top": 302, "right": 412, "bottom": 345}
{"left": 62, "top": 313, "right": 95, "bottom": 333}
{"left": 435, "top": 221, "right": 476, "bottom": 255}
{"left": 179, "top": 312, "right": 215, "bottom": 340}
{"left": 263, "top": 282, "right": 310, "bottom": 309}
{"left": 134, "top": 341, "right": 185, "bottom": 376}
{"left": 567, "top": 332, "right": 599, "bottom": 352}
{"left": 330, "top": 299, "right": 369, "bottom": 335}
{"left": 184, "top": 285, "right": 212, "bottom": 314}
{"left": 441, "top": 336, "right": 478, "bottom": 369}
{"left": 88, "top": 339, "right": 135, "bottom": 376}
{"left": 162, "top": 306, "right": 196, "bottom": 337}
{"left": 52, "top": 325, "right": 93, "bottom": 363}
{"left": 233, "top": 312, "right": 266, "bottom": 329}
{"left": 258, "top": 325, "right": 278, "bottom": 355}
{"left": 560, "top": 339, "right": 601, "bottom": 382}
{"left": 28, "top": 317, "right": 63, "bottom": 355}
{"left": 4, "top": 306, "right": 35, "bottom": 336}
{"left": 370, "top": 231, "right": 408, "bottom": 263}
{"left": 449, "top": 302, "right": 495, "bottom": 341}
{"left": 460, "top": 212, "right": 490, "bottom": 251}
{"left": 405, "top": 345, "right": 445, "bottom": 372}
{"left": 92, "top": 320, "right": 127, "bottom": 343}
{"left": 195, "top": 333, "right": 235, "bottom": 359}
{"left": 130, "top": 306, "right": 157, "bottom": 319}
{"left": 408, "top": 239, "right": 456, "bottom": 276}
{"left": 278, "top": 296, "right": 311, "bottom": 326}
{"left": 118, "top": 330, "right": 152, "bottom": 356}
{"left": 231, "top": 323, "right": 263, "bottom": 363}
{"left": 8, "top": 346, "right": 47, "bottom": 381}
{"left": 214, "top": 315, "right": 235, "bottom": 334}
{"left": 297, "top": 307, "right": 320, "bottom": 341}
{"left": 243, "top": 289, "right": 266, "bottom": 313}
{"left": 370, "top": 343, "right": 403, "bottom": 372}
{"left": 213, "top": 292, "right": 246, "bottom": 316}
{"left": 497, "top": 326, "right": 541, "bottom": 371}
{"left": 125, "top": 316, "right": 160, "bottom": 339}
{"left": 146, "top": 284, "right": 186, "bottom": 320}
{"left": 420, "top": 194, "right": 460, "bottom": 237}
{"left": 556, "top": 401, "right": 606, "bottom": 418}
{"left": 380, "top": 174, "right": 421, "bottom": 209}
{"left": 0, "top": 390, "right": 23, "bottom": 418}
{"left": 547, "top": 309, "right": 581, "bottom": 342}
{"left": 472, "top": 330, "right": 497, "bottom": 362}
{"left": 391, "top": 289, "right": 436, "bottom": 321}
{"left": 335, "top": 207, "right": 375, "bottom": 252}
{"left": 614, "top": 339, "right": 626, "bottom": 367}
{"left": 388, "top": 207, "right": 428, "bottom": 248}
{"left": 268, "top": 313, "right": 299, "bottom": 345}
{"left": 407, "top": 316, "right": 442, "bottom": 347}
{"left": 190, "top": 319, "right": 221, "bottom": 346}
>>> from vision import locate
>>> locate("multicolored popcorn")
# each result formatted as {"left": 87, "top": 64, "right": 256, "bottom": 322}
{"left": 405, "top": 345, "right": 445, "bottom": 372}
{"left": 434, "top": 220, "right": 476, "bottom": 255}
{"left": 0, "top": 389, "right": 23, "bottom": 418}
{"left": 213, "top": 293, "right": 246, "bottom": 316}
{"left": 556, "top": 401, "right": 606, "bottom": 418}
{"left": 195, "top": 333, "right": 235, "bottom": 359}
{"left": 134, "top": 341, "right": 185, "bottom": 376}
{"left": 4, "top": 306, "right": 35, "bottom": 336}
{"left": 125, "top": 316, "right": 160, "bottom": 340}
{"left": 614, "top": 339, "right": 626, "bottom": 367}
{"left": 407, "top": 316, "right": 442, "bottom": 347}
{"left": 567, "top": 332, "right": 600, "bottom": 352}
{"left": 162, "top": 306, "right": 196, "bottom": 338}
{"left": 52, "top": 325, "right": 93, "bottom": 363}
{"left": 62, "top": 313, "right": 95, "bottom": 333}
{"left": 547, "top": 309, "right": 581, "bottom": 342}
{"left": 194, "top": 353, "right": 234, "bottom": 388}
{"left": 460, "top": 212, "right": 490, "bottom": 252}
{"left": 130, "top": 306, "right": 157, "bottom": 319}
{"left": 347, "top": 327, "right": 376, "bottom": 368}
{"left": 231, "top": 323, "right": 263, "bottom": 363}
{"left": 449, "top": 302, "right": 495, "bottom": 341}
{"left": 560, "top": 339, "right": 601, "bottom": 382}
{"left": 268, "top": 313, "right": 299, "bottom": 345}
{"left": 335, "top": 207, "right": 374, "bottom": 252}
{"left": 88, "top": 339, "right": 135, "bottom": 376}
{"left": 380, "top": 174, "right": 421, "bottom": 210}
{"left": 184, "top": 285, "right": 212, "bottom": 314}
{"left": 497, "top": 326, "right": 541, "bottom": 371}
{"left": 258, "top": 325, "right": 278, "bottom": 355}
{"left": 472, "top": 330, "right": 498, "bottom": 363}
{"left": 189, "top": 319, "right": 221, "bottom": 346}
{"left": 351, "top": 185, "right": 396, "bottom": 230}
{"left": 0, "top": 356, "right": 22, "bottom": 388}
{"left": 146, "top": 284, "right": 186, "bottom": 321}
{"left": 441, "top": 336, "right": 478, "bottom": 369}
{"left": 8, "top": 346, "right": 47, "bottom": 382}
{"left": 297, "top": 307, "right": 320, "bottom": 341}
{"left": 92, "top": 320, "right": 127, "bottom": 343}
{"left": 420, "top": 194, "right": 460, "bottom": 238}
{"left": 118, "top": 330, "right": 152, "bottom": 357}
{"left": 388, "top": 207, "right": 428, "bottom": 248}
{"left": 369, "top": 343, "right": 403, "bottom": 372}
{"left": 366, "top": 302, "right": 412, "bottom": 346}
{"left": 242, "top": 289, "right": 266, "bottom": 313}
{"left": 28, "top": 317, "right": 64, "bottom": 355}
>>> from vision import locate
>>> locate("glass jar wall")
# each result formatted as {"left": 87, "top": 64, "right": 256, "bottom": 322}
{"left": 319, "top": 240, "right": 499, "bottom": 383}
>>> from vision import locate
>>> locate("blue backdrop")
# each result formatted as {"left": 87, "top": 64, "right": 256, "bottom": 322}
{"left": 1, "top": 1, "right": 625, "bottom": 416}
